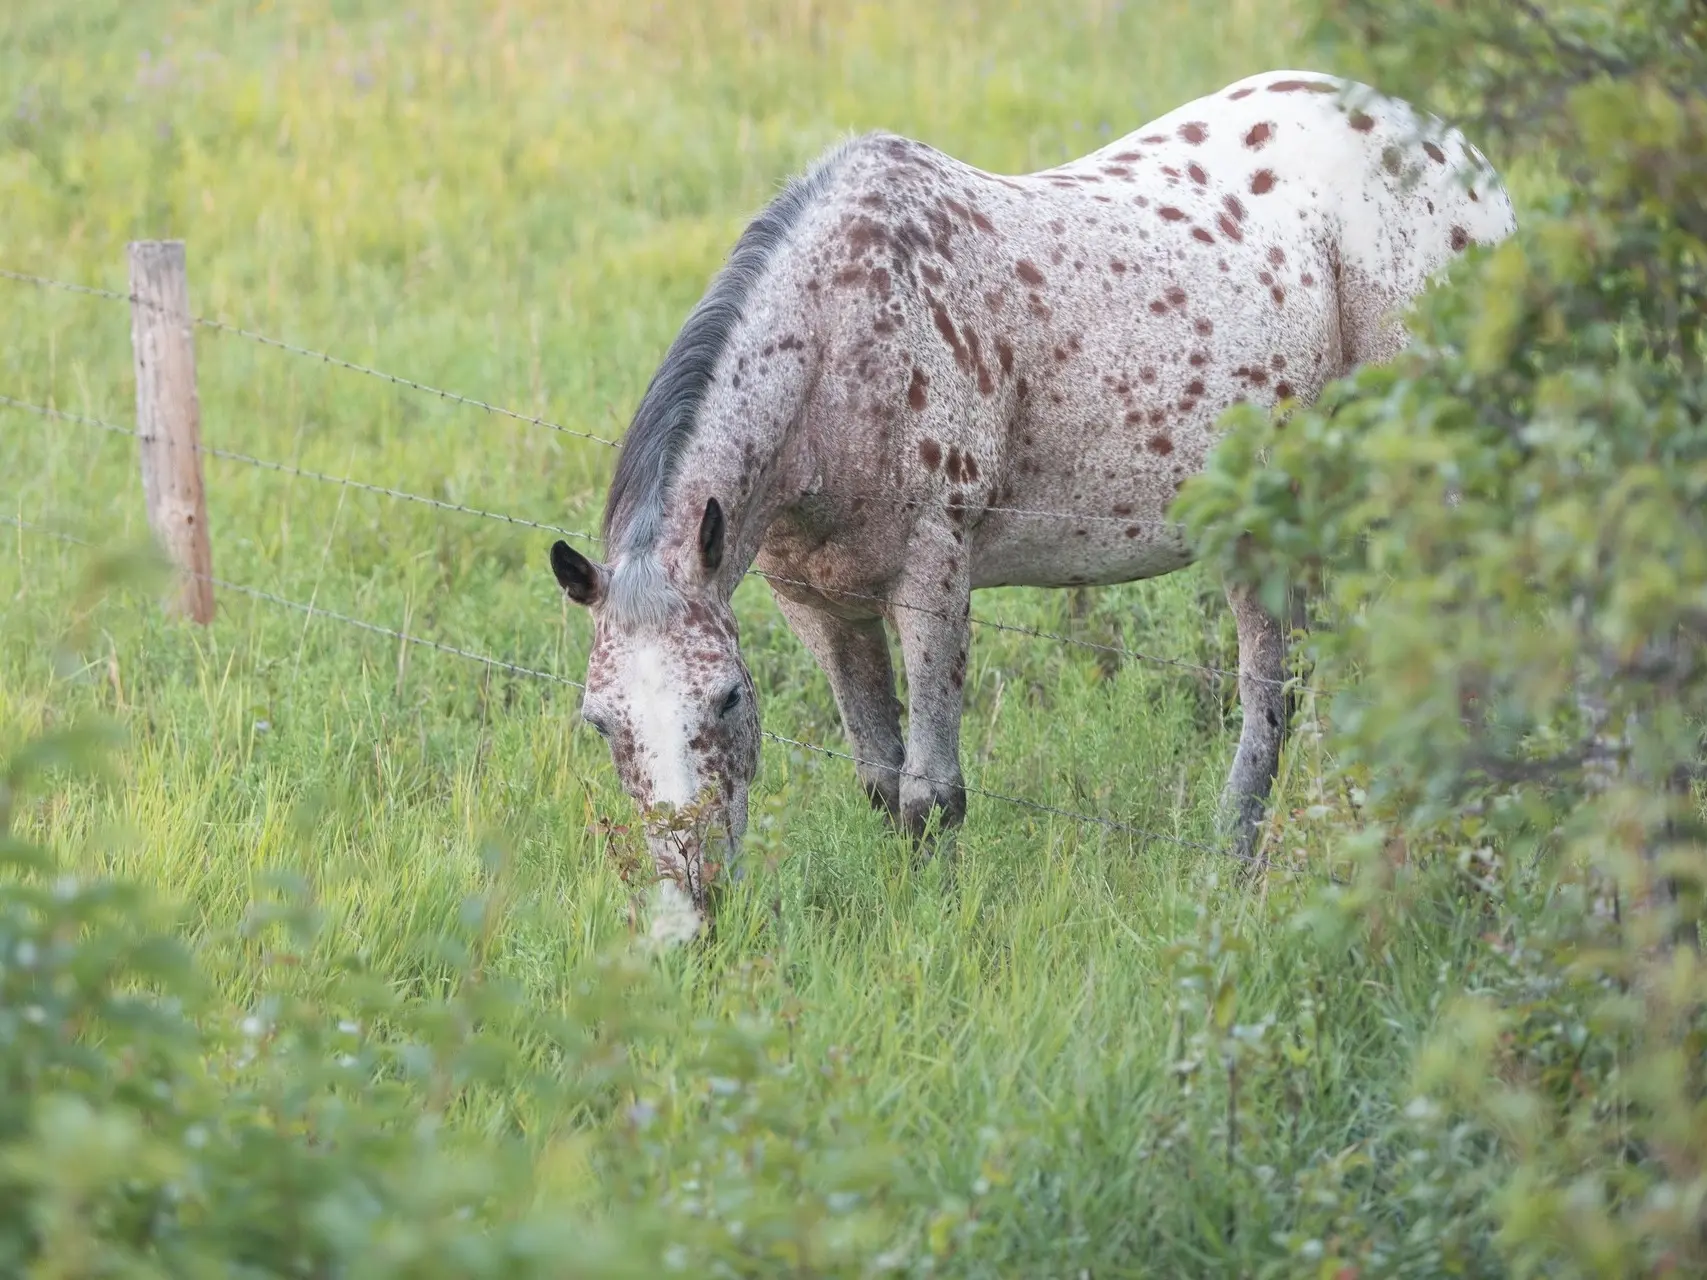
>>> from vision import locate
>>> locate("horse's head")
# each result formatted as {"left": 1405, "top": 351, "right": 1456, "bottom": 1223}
{"left": 550, "top": 498, "right": 759, "bottom": 916}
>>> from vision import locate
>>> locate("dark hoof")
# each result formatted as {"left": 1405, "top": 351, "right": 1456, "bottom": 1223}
{"left": 860, "top": 767, "right": 902, "bottom": 822}
{"left": 900, "top": 777, "right": 967, "bottom": 849}
{"left": 1219, "top": 792, "right": 1270, "bottom": 872}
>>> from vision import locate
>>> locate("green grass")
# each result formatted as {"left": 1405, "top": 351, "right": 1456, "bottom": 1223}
{"left": 2, "top": 2, "right": 1503, "bottom": 1272}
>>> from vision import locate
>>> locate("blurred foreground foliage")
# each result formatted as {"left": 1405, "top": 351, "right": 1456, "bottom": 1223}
{"left": 1179, "top": 1, "right": 1707, "bottom": 1274}
{"left": 0, "top": 564, "right": 944, "bottom": 1278}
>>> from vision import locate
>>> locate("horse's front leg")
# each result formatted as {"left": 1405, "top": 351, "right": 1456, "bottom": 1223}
{"left": 768, "top": 592, "right": 906, "bottom": 818}
{"left": 888, "top": 543, "right": 971, "bottom": 845}
{"left": 1221, "top": 581, "right": 1290, "bottom": 863}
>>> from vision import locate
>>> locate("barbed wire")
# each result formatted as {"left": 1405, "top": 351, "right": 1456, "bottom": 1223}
{"left": 3, "top": 510, "right": 1308, "bottom": 874}
{"left": 0, "top": 267, "right": 620, "bottom": 449}
{"left": 0, "top": 393, "right": 601, "bottom": 544}
{"left": 754, "top": 567, "right": 1316, "bottom": 694}
{"left": 1, "top": 389, "right": 1310, "bottom": 692}
{"left": 0, "top": 512, "right": 584, "bottom": 688}
{"left": 2, "top": 266, "right": 1185, "bottom": 527}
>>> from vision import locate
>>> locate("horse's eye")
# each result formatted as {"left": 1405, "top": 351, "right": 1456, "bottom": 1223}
{"left": 717, "top": 685, "right": 742, "bottom": 718}
{"left": 584, "top": 714, "right": 611, "bottom": 739}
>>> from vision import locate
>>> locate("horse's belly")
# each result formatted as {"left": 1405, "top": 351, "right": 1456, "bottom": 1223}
{"left": 970, "top": 517, "right": 1196, "bottom": 589}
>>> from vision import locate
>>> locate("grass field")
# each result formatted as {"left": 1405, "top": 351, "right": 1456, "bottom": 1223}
{"left": 2, "top": 2, "right": 1511, "bottom": 1273}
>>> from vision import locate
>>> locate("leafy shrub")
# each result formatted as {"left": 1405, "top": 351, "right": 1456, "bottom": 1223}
{"left": 1177, "top": 2, "right": 1707, "bottom": 1274}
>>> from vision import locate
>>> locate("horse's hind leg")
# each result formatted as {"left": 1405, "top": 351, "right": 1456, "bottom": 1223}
{"left": 769, "top": 594, "right": 906, "bottom": 818}
{"left": 1221, "top": 582, "right": 1290, "bottom": 864}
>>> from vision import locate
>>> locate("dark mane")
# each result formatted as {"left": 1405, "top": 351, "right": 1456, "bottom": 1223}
{"left": 600, "top": 135, "right": 870, "bottom": 560}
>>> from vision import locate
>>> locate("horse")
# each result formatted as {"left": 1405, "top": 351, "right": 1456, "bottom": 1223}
{"left": 549, "top": 68, "right": 1517, "bottom": 914}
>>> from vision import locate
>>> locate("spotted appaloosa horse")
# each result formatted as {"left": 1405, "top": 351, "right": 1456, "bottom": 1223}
{"left": 550, "top": 69, "right": 1517, "bottom": 910}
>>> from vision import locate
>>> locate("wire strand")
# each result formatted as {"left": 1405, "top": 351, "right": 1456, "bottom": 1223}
{"left": 0, "top": 393, "right": 601, "bottom": 544}
{"left": 0, "top": 267, "right": 619, "bottom": 449}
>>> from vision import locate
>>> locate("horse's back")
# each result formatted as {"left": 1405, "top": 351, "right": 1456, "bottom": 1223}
{"left": 769, "top": 72, "right": 1515, "bottom": 595}
{"left": 1070, "top": 69, "right": 1516, "bottom": 365}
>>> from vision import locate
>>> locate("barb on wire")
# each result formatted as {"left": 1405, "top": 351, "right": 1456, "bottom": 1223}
{"left": 5, "top": 511, "right": 1308, "bottom": 875}
{"left": 0, "top": 393, "right": 602, "bottom": 545}
{"left": 0, "top": 267, "right": 619, "bottom": 449}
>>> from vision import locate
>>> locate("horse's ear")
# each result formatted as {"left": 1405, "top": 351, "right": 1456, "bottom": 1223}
{"left": 550, "top": 540, "right": 605, "bottom": 607}
{"left": 698, "top": 497, "right": 724, "bottom": 575}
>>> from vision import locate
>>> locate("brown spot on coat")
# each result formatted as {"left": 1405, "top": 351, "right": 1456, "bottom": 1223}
{"left": 1348, "top": 110, "right": 1375, "bottom": 132}
{"left": 907, "top": 367, "right": 930, "bottom": 411}
{"left": 1188, "top": 163, "right": 1208, "bottom": 185}
{"left": 1159, "top": 206, "right": 1186, "bottom": 221}
{"left": 1015, "top": 259, "right": 1045, "bottom": 286}
{"left": 1217, "top": 214, "right": 1244, "bottom": 242}
{"left": 1245, "top": 122, "right": 1273, "bottom": 149}
{"left": 1276, "top": 381, "right": 1295, "bottom": 400}
{"left": 1179, "top": 121, "right": 1207, "bottom": 144}
{"left": 1268, "top": 78, "right": 1336, "bottom": 93}
{"left": 1450, "top": 225, "right": 1470, "bottom": 251}
{"left": 1229, "top": 87, "right": 1254, "bottom": 100}
{"left": 1147, "top": 434, "right": 1174, "bottom": 455}
{"left": 1192, "top": 227, "right": 1215, "bottom": 244}
{"left": 1251, "top": 170, "right": 1276, "bottom": 195}
{"left": 919, "top": 438, "right": 941, "bottom": 469}
{"left": 995, "top": 339, "right": 1014, "bottom": 373}
{"left": 932, "top": 302, "right": 973, "bottom": 370}
{"left": 1165, "top": 286, "right": 1187, "bottom": 308}
{"left": 1423, "top": 141, "right": 1446, "bottom": 163}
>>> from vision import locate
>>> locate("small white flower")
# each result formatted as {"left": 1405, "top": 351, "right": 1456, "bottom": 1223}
{"left": 1404, "top": 1096, "right": 1442, "bottom": 1122}
{"left": 240, "top": 1015, "right": 264, "bottom": 1038}
{"left": 15, "top": 941, "right": 37, "bottom": 968}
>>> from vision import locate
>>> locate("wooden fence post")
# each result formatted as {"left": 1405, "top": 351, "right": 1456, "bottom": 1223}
{"left": 128, "top": 240, "right": 215, "bottom": 624}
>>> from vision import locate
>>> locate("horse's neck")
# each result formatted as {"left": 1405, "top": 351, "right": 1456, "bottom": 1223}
{"left": 675, "top": 313, "right": 818, "bottom": 585}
